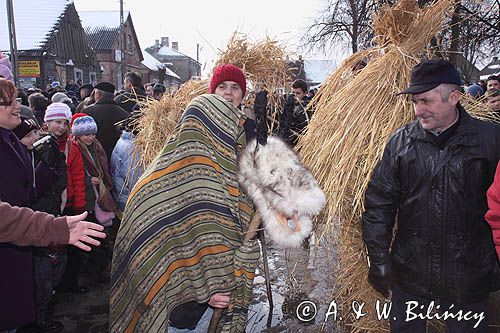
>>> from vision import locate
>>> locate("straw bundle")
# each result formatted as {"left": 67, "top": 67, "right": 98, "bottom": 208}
{"left": 297, "top": 0, "right": 459, "bottom": 331}
{"left": 214, "top": 32, "right": 292, "bottom": 128}
{"left": 133, "top": 79, "right": 208, "bottom": 167}
{"left": 134, "top": 33, "right": 292, "bottom": 167}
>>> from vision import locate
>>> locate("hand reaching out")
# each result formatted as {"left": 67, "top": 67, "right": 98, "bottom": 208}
{"left": 66, "top": 211, "right": 106, "bottom": 251}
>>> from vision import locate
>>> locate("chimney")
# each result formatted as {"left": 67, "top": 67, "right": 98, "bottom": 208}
{"left": 172, "top": 42, "right": 178, "bottom": 51}
{"left": 155, "top": 39, "right": 159, "bottom": 47}
{"left": 161, "top": 37, "right": 169, "bottom": 47}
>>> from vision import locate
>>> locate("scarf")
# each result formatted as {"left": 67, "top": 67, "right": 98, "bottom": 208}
{"left": 110, "top": 94, "right": 260, "bottom": 333}
{"left": 75, "top": 139, "right": 115, "bottom": 212}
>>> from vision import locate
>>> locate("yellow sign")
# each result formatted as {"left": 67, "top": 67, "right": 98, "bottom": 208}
{"left": 19, "top": 60, "right": 40, "bottom": 78}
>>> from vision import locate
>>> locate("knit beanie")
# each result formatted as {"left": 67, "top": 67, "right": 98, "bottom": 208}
{"left": 0, "top": 52, "right": 13, "bottom": 82}
{"left": 13, "top": 116, "right": 39, "bottom": 140}
{"left": 72, "top": 115, "right": 97, "bottom": 136}
{"left": 51, "top": 92, "right": 72, "bottom": 103}
{"left": 466, "top": 84, "right": 484, "bottom": 98}
{"left": 209, "top": 64, "right": 246, "bottom": 96}
{"left": 44, "top": 102, "right": 72, "bottom": 122}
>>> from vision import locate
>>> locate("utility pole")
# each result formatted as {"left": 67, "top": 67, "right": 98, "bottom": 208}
{"left": 6, "top": 0, "right": 19, "bottom": 87}
{"left": 119, "top": 0, "right": 124, "bottom": 89}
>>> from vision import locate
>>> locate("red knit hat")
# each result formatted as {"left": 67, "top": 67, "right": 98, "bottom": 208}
{"left": 209, "top": 64, "right": 246, "bottom": 96}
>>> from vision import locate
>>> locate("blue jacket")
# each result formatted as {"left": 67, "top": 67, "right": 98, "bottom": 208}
{"left": 110, "top": 131, "right": 143, "bottom": 212}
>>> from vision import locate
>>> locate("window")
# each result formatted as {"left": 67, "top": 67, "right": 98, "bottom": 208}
{"left": 127, "top": 35, "right": 133, "bottom": 53}
{"left": 89, "top": 72, "right": 97, "bottom": 85}
{"left": 74, "top": 68, "right": 83, "bottom": 82}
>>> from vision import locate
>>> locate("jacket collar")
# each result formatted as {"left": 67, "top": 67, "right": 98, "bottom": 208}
{"left": 408, "top": 103, "right": 478, "bottom": 147}
{"left": 95, "top": 97, "right": 117, "bottom": 105}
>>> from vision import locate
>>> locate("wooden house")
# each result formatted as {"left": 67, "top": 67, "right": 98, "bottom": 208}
{"left": 145, "top": 37, "right": 201, "bottom": 83}
{"left": 79, "top": 10, "right": 147, "bottom": 88}
{"left": 0, "top": 0, "right": 99, "bottom": 89}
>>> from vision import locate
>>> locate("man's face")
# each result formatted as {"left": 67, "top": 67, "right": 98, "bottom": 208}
{"left": 292, "top": 87, "right": 306, "bottom": 101}
{"left": 146, "top": 85, "right": 153, "bottom": 97}
{"left": 80, "top": 88, "right": 92, "bottom": 100}
{"left": 487, "top": 79, "right": 500, "bottom": 90}
{"left": 123, "top": 79, "right": 132, "bottom": 91}
{"left": 487, "top": 95, "right": 500, "bottom": 112}
{"left": 153, "top": 92, "right": 164, "bottom": 101}
{"left": 214, "top": 81, "right": 243, "bottom": 107}
{"left": 411, "top": 86, "right": 459, "bottom": 132}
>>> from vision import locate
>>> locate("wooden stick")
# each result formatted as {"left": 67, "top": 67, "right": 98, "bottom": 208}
{"left": 258, "top": 229, "right": 274, "bottom": 327}
{"left": 208, "top": 214, "right": 262, "bottom": 333}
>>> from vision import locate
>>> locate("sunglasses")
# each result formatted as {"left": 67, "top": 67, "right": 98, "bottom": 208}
{"left": 0, "top": 98, "right": 21, "bottom": 107}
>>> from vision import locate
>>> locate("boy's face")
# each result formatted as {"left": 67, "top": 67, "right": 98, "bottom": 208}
{"left": 487, "top": 95, "right": 500, "bottom": 112}
{"left": 79, "top": 133, "right": 96, "bottom": 146}
{"left": 47, "top": 119, "right": 68, "bottom": 137}
{"left": 20, "top": 130, "right": 40, "bottom": 149}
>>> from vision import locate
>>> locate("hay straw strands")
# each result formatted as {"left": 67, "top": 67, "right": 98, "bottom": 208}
{"left": 133, "top": 80, "right": 208, "bottom": 167}
{"left": 214, "top": 32, "right": 292, "bottom": 128}
{"left": 297, "top": 0, "right": 457, "bottom": 331}
{"left": 134, "top": 33, "right": 292, "bottom": 168}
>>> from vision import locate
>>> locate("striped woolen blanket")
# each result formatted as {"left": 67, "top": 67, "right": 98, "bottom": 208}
{"left": 110, "top": 94, "right": 260, "bottom": 333}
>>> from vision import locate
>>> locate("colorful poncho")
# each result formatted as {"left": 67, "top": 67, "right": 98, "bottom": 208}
{"left": 110, "top": 94, "right": 260, "bottom": 332}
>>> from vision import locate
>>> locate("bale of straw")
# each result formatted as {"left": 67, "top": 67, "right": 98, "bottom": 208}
{"left": 296, "top": 0, "right": 469, "bottom": 331}
{"left": 135, "top": 33, "right": 292, "bottom": 167}
{"left": 134, "top": 79, "right": 208, "bottom": 167}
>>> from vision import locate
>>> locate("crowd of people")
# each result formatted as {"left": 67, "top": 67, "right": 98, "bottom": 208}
{"left": 1, "top": 51, "right": 500, "bottom": 333}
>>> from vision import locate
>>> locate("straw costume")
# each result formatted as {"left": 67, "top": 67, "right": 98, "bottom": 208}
{"left": 110, "top": 94, "right": 259, "bottom": 333}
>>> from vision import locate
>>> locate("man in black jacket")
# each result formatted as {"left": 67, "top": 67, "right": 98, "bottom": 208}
{"left": 362, "top": 59, "right": 500, "bottom": 332}
{"left": 114, "top": 72, "right": 146, "bottom": 113}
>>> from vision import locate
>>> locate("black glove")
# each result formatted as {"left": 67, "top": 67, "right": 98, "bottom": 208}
{"left": 33, "top": 135, "right": 60, "bottom": 168}
{"left": 368, "top": 262, "right": 393, "bottom": 298}
{"left": 254, "top": 90, "right": 268, "bottom": 146}
{"left": 284, "top": 93, "right": 295, "bottom": 114}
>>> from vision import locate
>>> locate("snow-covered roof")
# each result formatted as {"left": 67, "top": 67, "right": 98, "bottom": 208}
{"left": 304, "top": 60, "right": 337, "bottom": 84}
{"left": 78, "top": 10, "right": 130, "bottom": 31}
{"left": 158, "top": 45, "right": 186, "bottom": 58}
{"left": 0, "top": 0, "right": 70, "bottom": 51}
{"left": 142, "top": 51, "right": 181, "bottom": 79}
{"left": 142, "top": 51, "right": 164, "bottom": 71}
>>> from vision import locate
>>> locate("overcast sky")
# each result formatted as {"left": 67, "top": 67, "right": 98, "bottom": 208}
{"left": 74, "top": 0, "right": 344, "bottom": 76}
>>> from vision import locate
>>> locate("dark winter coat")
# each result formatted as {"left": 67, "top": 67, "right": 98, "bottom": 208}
{"left": 362, "top": 105, "right": 500, "bottom": 303}
{"left": 82, "top": 98, "right": 129, "bottom": 162}
{"left": 31, "top": 148, "right": 67, "bottom": 216}
{"left": 114, "top": 88, "right": 146, "bottom": 113}
{"left": 0, "top": 127, "right": 35, "bottom": 330}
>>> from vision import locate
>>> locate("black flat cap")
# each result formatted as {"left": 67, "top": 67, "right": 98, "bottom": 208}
{"left": 398, "top": 59, "right": 462, "bottom": 95}
{"left": 79, "top": 83, "right": 94, "bottom": 91}
{"left": 94, "top": 81, "right": 116, "bottom": 94}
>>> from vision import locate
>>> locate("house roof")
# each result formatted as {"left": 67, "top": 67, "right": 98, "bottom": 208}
{"left": 0, "top": 0, "right": 70, "bottom": 51}
{"left": 79, "top": 11, "right": 129, "bottom": 50}
{"left": 79, "top": 10, "right": 143, "bottom": 61}
{"left": 158, "top": 45, "right": 186, "bottom": 58}
{"left": 304, "top": 60, "right": 337, "bottom": 84}
{"left": 142, "top": 51, "right": 180, "bottom": 79}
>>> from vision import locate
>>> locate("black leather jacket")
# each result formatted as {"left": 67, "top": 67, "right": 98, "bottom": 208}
{"left": 362, "top": 105, "right": 500, "bottom": 303}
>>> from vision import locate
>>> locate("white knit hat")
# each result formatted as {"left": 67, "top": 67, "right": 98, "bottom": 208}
{"left": 44, "top": 102, "right": 72, "bottom": 122}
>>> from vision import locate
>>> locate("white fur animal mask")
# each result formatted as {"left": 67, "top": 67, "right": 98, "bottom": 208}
{"left": 238, "top": 136, "right": 326, "bottom": 248}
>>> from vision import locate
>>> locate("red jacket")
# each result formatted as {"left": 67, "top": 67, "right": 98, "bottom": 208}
{"left": 58, "top": 135, "right": 86, "bottom": 213}
{"left": 485, "top": 161, "right": 500, "bottom": 261}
